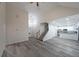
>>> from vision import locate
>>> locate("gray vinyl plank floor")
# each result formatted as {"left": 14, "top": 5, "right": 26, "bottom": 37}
{"left": 3, "top": 37, "right": 79, "bottom": 57}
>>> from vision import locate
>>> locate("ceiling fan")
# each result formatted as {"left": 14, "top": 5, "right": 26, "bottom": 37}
{"left": 30, "top": 2, "right": 39, "bottom": 7}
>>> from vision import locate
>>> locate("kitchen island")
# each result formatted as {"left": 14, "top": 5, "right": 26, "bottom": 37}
{"left": 58, "top": 30, "right": 78, "bottom": 40}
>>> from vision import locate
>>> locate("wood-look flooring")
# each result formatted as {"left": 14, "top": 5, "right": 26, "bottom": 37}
{"left": 3, "top": 37, "right": 79, "bottom": 57}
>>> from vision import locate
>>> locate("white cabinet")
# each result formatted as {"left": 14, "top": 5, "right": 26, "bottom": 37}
{"left": 60, "top": 33, "right": 78, "bottom": 40}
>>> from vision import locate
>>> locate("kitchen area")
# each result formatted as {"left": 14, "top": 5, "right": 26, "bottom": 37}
{"left": 51, "top": 14, "right": 79, "bottom": 41}
{"left": 57, "top": 27, "right": 78, "bottom": 40}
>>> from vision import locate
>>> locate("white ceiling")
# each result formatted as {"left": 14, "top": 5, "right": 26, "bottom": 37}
{"left": 6, "top": 2, "right": 79, "bottom": 27}
{"left": 52, "top": 14, "right": 79, "bottom": 27}
{"left": 58, "top": 2, "right": 79, "bottom": 9}
{"left": 7, "top": 2, "right": 79, "bottom": 11}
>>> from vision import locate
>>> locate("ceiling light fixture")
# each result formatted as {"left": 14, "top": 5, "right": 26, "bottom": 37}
{"left": 30, "top": 2, "right": 39, "bottom": 7}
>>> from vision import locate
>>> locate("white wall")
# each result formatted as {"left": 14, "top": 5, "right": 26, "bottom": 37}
{"left": 0, "top": 3, "right": 6, "bottom": 56}
{"left": 43, "top": 24, "right": 57, "bottom": 41}
{"left": 28, "top": 12, "right": 40, "bottom": 38}
{"left": 6, "top": 3, "right": 28, "bottom": 44}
